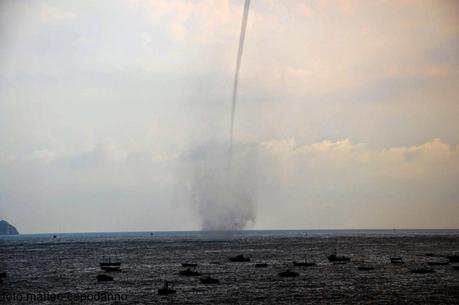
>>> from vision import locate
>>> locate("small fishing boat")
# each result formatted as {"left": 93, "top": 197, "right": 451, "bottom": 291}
{"left": 358, "top": 265, "right": 375, "bottom": 271}
{"left": 228, "top": 254, "right": 250, "bottom": 262}
{"left": 327, "top": 250, "right": 350, "bottom": 262}
{"left": 390, "top": 257, "right": 405, "bottom": 264}
{"left": 427, "top": 260, "right": 449, "bottom": 266}
{"left": 97, "top": 274, "right": 113, "bottom": 281}
{"left": 278, "top": 269, "right": 299, "bottom": 277}
{"left": 158, "top": 281, "right": 176, "bottom": 295}
{"left": 332, "top": 261, "right": 347, "bottom": 265}
{"left": 181, "top": 263, "right": 197, "bottom": 267}
{"left": 446, "top": 255, "right": 459, "bottom": 262}
{"left": 293, "top": 260, "right": 316, "bottom": 267}
{"left": 410, "top": 267, "right": 435, "bottom": 274}
{"left": 200, "top": 276, "right": 220, "bottom": 284}
{"left": 100, "top": 257, "right": 121, "bottom": 272}
{"left": 255, "top": 263, "right": 268, "bottom": 268}
{"left": 179, "top": 268, "right": 200, "bottom": 276}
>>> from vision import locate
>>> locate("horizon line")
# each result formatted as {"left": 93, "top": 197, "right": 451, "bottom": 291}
{"left": 5, "top": 228, "right": 459, "bottom": 236}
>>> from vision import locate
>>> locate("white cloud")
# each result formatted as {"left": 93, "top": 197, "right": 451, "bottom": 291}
{"left": 39, "top": 4, "right": 77, "bottom": 22}
{"left": 255, "top": 138, "right": 459, "bottom": 229}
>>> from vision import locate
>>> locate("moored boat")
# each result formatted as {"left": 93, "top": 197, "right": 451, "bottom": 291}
{"left": 410, "top": 267, "right": 434, "bottom": 274}
{"left": 327, "top": 250, "right": 351, "bottom": 262}
{"left": 228, "top": 254, "right": 250, "bottom": 262}
{"left": 200, "top": 276, "right": 220, "bottom": 284}
{"left": 390, "top": 257, "right": 404, "bottom": 264}
{"left": 278, "top": 269, "right": 299, "bottom": 277}
{"left": 293, "top": 260, "right": 316, "bottom": 267}
{"left": 179, "top": 268, "right": 200, "bottom": 276}
{"left": 427, "top": 260, "right": 449, "bottom": 266}
{"left": 100, "top": 257, "right": 121, "bottom": 272}
{"left": 97, "top": 274, "right": 113, "bottom": 281}
{"left": 158, "top": 281, "right": 176, "bottom": 295}
{"left": 358, "top": 265, "right": 375, "bottom": 271}
{"left": 446, "top": 255, "right": 459, "bottom": 263}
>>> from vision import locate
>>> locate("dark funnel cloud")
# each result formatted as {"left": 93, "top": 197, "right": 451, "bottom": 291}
{"left": 230, "top": 0, "right": 250, "bottom": 147}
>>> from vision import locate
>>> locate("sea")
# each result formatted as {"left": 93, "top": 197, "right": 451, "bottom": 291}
{"left": 0, "top": 229, "right": 458, "bottom": 305}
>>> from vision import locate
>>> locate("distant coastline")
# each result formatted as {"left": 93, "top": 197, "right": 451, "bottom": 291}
{"left": 0, "top": 220, "right": 19, "bottom": 235}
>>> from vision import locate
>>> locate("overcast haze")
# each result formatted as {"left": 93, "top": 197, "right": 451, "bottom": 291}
{"left": 1, "top": 0, "right": 458, "bottom": 233}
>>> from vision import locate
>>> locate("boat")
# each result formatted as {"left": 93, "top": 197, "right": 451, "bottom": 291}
{"left": 158, "top": 281, "right": 176, "bottom": 295}
{"left": 255, "top": 263, "right": 268, "bottom": 268}
{"left": 0, "top": 272, "right": 6, "bottom": 278}
{"left": 181, "top": 263, "right": 197, "bottom": 267}
{"left": 410, "top": 267, "right": 435, "bottom": 274}
{"left": 390, "top": 257, "right": 405, "bottom": 264}
{"left": 332, "top": 261, "right": 347, "bottom": 265}
{"left": 293, "top": 260, "right": 316, "bottom": 267}
{"left": 179, "top": 268, "right": 200, "bottom": 276}
{"left": 97, "top": 274, "right": 113, "bottom": 281}
{"left": 358, "top": 265, "right": 375, "bottom": 271}
{"left": 200, "top": 276, "right": 220, "bottom": 284}
{"left": 100, "top": 257, "right": 121, "bottom": 272}
{"left": 228, "top": 254, "right": 250, "bottom": 262}
{"left": 446, "top": 255, "right": 459, "bottom": 262}
{"left": 327, "top": 250, "right": 351, "bottom": 262}
{"left": 427, "top": 260, "right": 449, "bottom": 266}
{"left": 278, "top": 269, "right": 299, "bottom": 277}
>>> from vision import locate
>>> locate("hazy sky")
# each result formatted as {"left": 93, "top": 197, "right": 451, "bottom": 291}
{"left": 1, "top": 0, "right": 458, "bottom": 233}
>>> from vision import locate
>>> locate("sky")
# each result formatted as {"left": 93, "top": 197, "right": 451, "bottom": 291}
{"left": 0, "top": 0, "right": 458, "bottom": 233}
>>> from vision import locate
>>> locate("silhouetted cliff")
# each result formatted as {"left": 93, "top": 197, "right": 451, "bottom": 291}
{"left": 0, "top": 220, "right": 19, "bottom": 235}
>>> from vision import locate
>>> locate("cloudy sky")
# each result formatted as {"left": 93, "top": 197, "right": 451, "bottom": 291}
{"left": 1, "top": 0, "right": 458, "bottom": 233}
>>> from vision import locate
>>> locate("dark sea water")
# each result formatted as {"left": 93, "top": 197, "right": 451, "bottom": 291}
{"left": 1, "top": 230, "right": 458, "bottom": 305}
